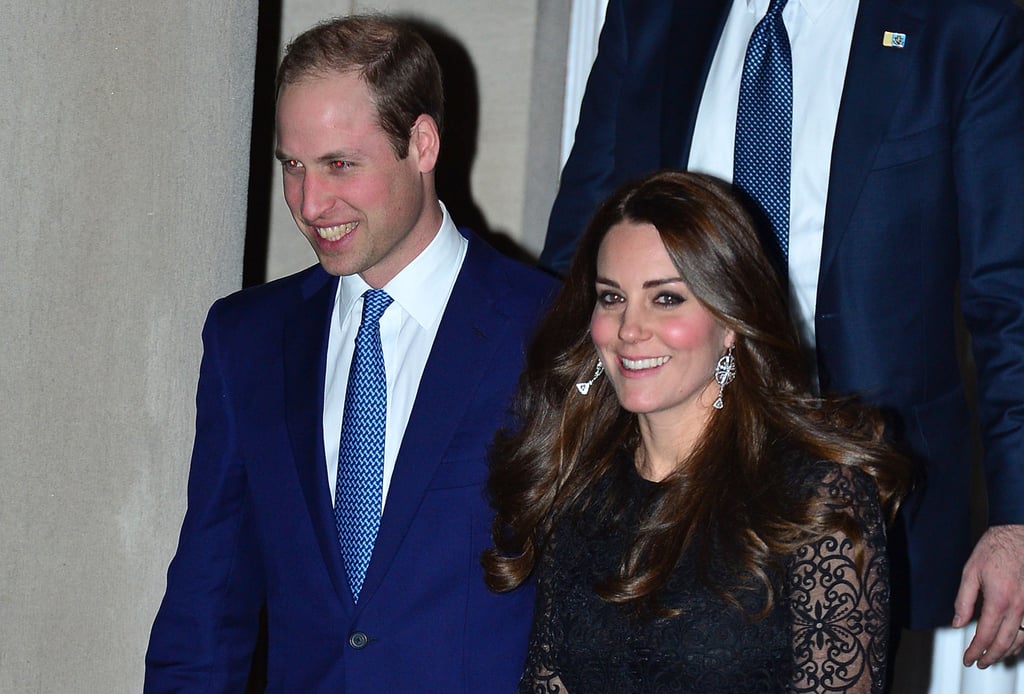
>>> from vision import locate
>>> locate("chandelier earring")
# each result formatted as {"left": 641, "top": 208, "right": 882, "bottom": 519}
{"left": 712, "top": 346, "right": 736, "bottom": 410}
{"left": 575, "top": 359, "right": 604, "bottom": 395}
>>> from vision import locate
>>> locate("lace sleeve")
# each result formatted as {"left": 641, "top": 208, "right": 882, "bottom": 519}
{"left": 788, "top": 464, "right": 890, "bottom": 693}
{"left": 520, "top": 548, "right": 572, "bottom": 694}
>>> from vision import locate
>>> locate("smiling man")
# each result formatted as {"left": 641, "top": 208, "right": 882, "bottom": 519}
{"left": 145, "top": 14, "right": 555, "bottom": 692}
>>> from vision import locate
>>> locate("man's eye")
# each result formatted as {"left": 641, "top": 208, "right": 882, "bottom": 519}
{"left": 281, "top": 159, "right": 302, "bottom": 171}
{"left": 330, "top": 160, "right": 352, "bottom": 170}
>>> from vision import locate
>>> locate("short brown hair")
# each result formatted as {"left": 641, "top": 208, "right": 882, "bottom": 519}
{"left": 277, "top": 14, "right": 444, "bottom": 158}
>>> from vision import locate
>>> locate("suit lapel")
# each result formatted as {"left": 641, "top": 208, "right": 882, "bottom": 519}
{"left": 283, "top": 269, "right": 354, "bottom": 609}
{"left": 661, "top": 0, "right": 732, "bottom": 167}
{"left": 820, "top": 0, "right": 923, "bottom": 279}
{"left": 355, "top": 239, "right": 508, "bottom": 606}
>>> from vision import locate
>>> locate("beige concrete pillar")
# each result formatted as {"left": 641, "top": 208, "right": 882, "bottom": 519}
{"left": 0, "top": 2, "right": 257, "bottom": 691}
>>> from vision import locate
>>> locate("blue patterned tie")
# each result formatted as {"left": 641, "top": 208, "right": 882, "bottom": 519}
{"left": 335, "top": 288, "right": 392, "bottom": 602}
{"left": 734, "top": 0, "right": 792, "bottom": 263}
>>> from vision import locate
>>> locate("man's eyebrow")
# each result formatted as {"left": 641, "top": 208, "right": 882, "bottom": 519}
{"left": 315, "top": 151, "right": 361, "bottom": 163}
{"left": 273, "top": 150, "right": 363, "bottom": 163}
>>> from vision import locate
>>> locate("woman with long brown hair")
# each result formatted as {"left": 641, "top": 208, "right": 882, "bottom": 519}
{"left": 484, "top": 171, "right": 909, "bottom": 692}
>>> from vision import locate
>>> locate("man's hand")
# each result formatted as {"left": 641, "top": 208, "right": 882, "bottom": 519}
{"left": 953, "top": 524, "right": 1024, "bottom": 668}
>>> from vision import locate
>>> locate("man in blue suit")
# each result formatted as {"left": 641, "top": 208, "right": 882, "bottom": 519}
{"left": 146, "top": 15, "right": 554, "bottom": 691}
{"left": 542, "top": 0, "right": 1024, "bottom": 669}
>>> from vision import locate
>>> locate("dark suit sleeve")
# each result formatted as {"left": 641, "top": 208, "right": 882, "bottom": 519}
{"left": 539, "top": 0, "right": 628, "bottom": 274}
{"left": 956, "top": 4, "right": 1024, "bottom": 526}
{"left": 145, "top": 301, "right": 265, "bottom": 692}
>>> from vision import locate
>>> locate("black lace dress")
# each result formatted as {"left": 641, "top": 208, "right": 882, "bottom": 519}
{"left": 521, "top": 454, "right": 890, "bottom": 693}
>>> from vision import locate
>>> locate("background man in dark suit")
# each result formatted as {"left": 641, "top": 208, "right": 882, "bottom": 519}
{"left": 145, "top": 14, "right": 554, "bottom": 691}
{"left": 542, "top": 0, "right": 1024, "bottom": 670}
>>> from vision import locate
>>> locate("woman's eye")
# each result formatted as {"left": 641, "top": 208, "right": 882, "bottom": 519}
{"left": 597, "top": 291, "right": 622, "bottom": 306}
{"left": 654, "top": 292, "right": 684, "bottom": 306}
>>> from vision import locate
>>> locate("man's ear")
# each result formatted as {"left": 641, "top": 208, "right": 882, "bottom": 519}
{"left": 409, "top": 114, "right": 440, "bottom": 173}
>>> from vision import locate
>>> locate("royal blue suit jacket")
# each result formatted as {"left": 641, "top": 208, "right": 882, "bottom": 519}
{"left": 145, "top": 232, "right": 556, "bottom": 691}
{"left": 542, "top": 0, "right": 1024, "bottom": 629}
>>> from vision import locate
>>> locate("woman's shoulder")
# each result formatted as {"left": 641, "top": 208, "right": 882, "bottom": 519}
{"left": 777, "top": 452, "right": 889, "bottom": 564}
{"left": 782, "top": 452, "right": 881, "bottom": 515}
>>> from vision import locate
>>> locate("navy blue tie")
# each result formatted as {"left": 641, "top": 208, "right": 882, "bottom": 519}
{"left": 734, "top": 0, "right": 792, "bottom": 263}
{"left": 335, "top": 288, "right": 393, "bottom": 602}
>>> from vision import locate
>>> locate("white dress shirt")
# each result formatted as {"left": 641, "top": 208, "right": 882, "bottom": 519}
{"left": 687, "top": 0, "right": 857, "bottom": 370}
{"left": 322, "top": 202, "right": 468, "bottom": 510}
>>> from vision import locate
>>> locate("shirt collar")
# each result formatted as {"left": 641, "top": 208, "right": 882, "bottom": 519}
{"left": 337, "top": 201, "right": 466, "bottom": 330}
{"left": 743, "top": 0, "right": 835, "bottom": 24}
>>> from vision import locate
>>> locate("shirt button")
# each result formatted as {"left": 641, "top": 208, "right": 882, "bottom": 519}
{"left": 348, "top": 631, "right": 369, "bottom": 649}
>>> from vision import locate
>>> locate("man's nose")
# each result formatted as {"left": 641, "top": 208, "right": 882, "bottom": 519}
{"left": 300, "top": 172, "right": 334, "bottom": 222}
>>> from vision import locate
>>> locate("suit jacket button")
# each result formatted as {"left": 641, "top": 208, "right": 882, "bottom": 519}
{"left": 348, "top": 631, "right": 369, "bottom": 649}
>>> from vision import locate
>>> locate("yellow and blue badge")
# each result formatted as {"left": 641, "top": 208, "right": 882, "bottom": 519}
{"left": 882, "top": 31, "right": 907, "bottom": 48}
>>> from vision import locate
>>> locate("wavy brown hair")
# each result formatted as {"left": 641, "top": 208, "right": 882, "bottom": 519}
{"left": 483, "top": 171, "right": 908, "bottom": 616}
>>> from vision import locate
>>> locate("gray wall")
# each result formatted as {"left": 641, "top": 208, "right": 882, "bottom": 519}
{"left": 0, "top": 3, "right": 258, "bottom": 691}
{"left": 0, "top": 2, "right": 566, "bottom": 691}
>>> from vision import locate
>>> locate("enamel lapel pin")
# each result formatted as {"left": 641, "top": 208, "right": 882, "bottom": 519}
{"left": 882, "top": 31, "right": 907, "bottom": 48}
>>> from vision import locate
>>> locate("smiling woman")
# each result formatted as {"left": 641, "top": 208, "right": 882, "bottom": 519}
{"left": 483, "top": 170, "right": 911, "bottom": 693}
{"left": 590, "top": 221, "right": 734, "bottom": 479}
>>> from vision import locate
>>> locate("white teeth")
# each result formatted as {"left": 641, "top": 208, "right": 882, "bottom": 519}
{"left": 621, "top": 356, "right": 669, "bottom": 371}
{"left": 316, "top": 221, "right": 357, "bottom": 241}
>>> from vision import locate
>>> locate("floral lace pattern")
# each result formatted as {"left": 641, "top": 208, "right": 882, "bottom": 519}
{"left": 520, "top": 457, "right": 889, "bottom": 693}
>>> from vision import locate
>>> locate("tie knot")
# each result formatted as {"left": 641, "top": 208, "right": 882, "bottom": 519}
{"left": 361, "top": 289, "right": 393, "bottom": 325}
{"left": 766, "top": 0, "right": 789, "bottom": 17}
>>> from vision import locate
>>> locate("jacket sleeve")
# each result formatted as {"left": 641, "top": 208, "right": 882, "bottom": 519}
{"left": 539, "top": 0, "right": 629, "bottom": 275}
{"left": 955, "top": 4, "right": 1024, "bottom": 526}
{"left": 144, "top": 300, "right": 265, "bottom": 692}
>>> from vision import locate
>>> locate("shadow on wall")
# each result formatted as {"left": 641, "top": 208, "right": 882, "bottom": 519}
{"left": 241, "top": 1, "right": 281, "bottom": 289}
{"left": 242, "top": 10, "right": 536, "bottom": 290}
{"left": 404, "top": 16, "right": 537, "bottom": 265}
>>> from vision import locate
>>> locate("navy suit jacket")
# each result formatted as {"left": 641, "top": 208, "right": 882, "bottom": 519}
{"left": 542, "top": 0, "right": 1024, "bottom": 629}
{"left": 146, "top": 232, "right": 556, "bottom": 691}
